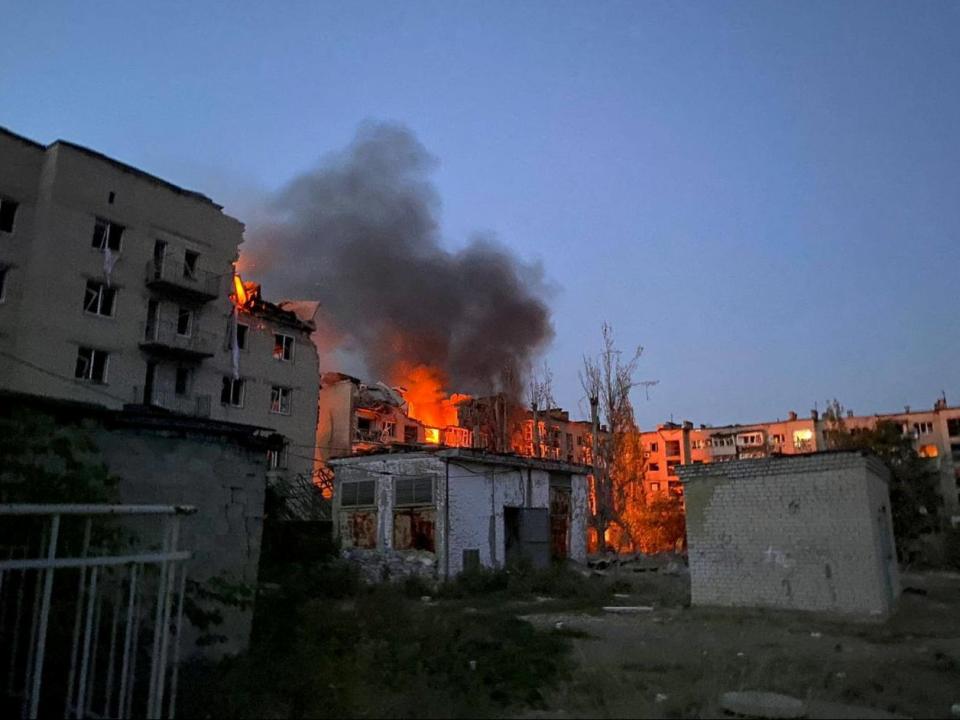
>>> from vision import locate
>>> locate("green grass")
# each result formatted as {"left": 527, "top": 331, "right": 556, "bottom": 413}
{"left": 177, "top": 561, "right": 585, "bottom": 718}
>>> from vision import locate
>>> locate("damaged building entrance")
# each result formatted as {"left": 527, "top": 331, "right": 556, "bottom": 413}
{"left": 504, "top": 506, "right": 550, "bottom": 569}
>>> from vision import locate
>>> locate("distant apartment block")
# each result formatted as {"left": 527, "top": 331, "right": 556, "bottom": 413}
{"left": 0, "top": 126, "right": 319, "bottom": 485}
{"left": 644, "top": 399, "right": 960, "bottom": 522}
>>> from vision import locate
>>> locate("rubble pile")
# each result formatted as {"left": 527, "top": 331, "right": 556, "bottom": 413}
{"left": 341, "top": 547, "right": 437, "bottom": 583}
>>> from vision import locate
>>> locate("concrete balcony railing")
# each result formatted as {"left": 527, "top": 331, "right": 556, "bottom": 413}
{"left": 132, "top": 386, "right": 212, "bottom": 417}
{"left": 145, "top": 259, "right": 221, "bottom": 301}
{"left": 140, "top": 319, "right": 216, "bottom": 360}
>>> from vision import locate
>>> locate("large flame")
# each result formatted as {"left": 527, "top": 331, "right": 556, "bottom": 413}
{"left": 391, "top": 363, "right": 471, "bottom": 443}
{"left": 232, "top": 274, "right": 249, "bottom": 306}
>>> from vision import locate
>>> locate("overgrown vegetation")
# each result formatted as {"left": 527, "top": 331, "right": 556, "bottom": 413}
{"left": 823, "top": 399, "right": 943, "bottom": 561}
{"left": 0, "top": 408, "right": 118, "bottom": 504}
{"left": 177, "top": 561, "right": 597, "bottom": 718}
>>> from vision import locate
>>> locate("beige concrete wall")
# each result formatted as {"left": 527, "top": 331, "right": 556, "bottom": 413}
{"left": 680, "top": 453, "right": 899, "bottom": 617}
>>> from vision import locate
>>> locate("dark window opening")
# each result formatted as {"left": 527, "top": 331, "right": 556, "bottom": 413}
{"left": 108, "top": 191, "right": 115, "bottom": 204}
{"left": 221, "top": 376, "right": 243, "bottom": 406}
{"left": 665, "top": 440, "right": 681, "bottom": 457}
{"left": 236, "top": 323, "right": 248, "bottom": 350}
{"left": 176, "top": 307, "right": 192, "bottom": 336}
{"left": 91, "top": 217, "right": 123, "bottom": 251}
{"left": 183, "top": 250, "right": 199, "bottom": 279}
{"left": 0, "top": 198, "right": 19, "bottom": 233}
{"left": 175, "top": 367, "right": 189, "bottom": 396}
{"left": 403, "top": 425, "right": 418, "bottom": 444}
{"left": 75, "top": 347, "right": 108, "bottom": 383}
{"left": 83, "top": 280, "right": 116, "bottom": 317}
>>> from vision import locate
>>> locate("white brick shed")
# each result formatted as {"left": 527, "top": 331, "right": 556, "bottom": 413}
{"left": 678, "top": 451, "right": 900, "bottom": 617}
{"left": 328, "top": 449, "right": 589, "bottom": 579}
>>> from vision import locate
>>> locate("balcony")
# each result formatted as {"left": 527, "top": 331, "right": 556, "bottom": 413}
{"left": 145, "top": 259, "right": 221, "bottom": 302}
{"left": 140, "top": 319, "right": 216, "bottom": 361}
{"left": 132, "top": 387, "right": 212, "bottom": 417}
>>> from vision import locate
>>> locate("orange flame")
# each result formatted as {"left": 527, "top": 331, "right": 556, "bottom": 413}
{"left": 232, "top": 274, "right": 249, "bottom": 306}
{"left": 391, "top": 363, "right": 471, "bottom": 444}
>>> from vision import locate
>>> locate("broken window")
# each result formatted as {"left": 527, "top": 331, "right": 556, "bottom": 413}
{"left": 403, "top": 424, "right": 418, "bottom": 444}
{"left": 176, "top": 307, "right": 192, "bottom": 336}
{"left": 270, "top": 385, "right": 292, "bottom": 415}
{"left": 273, "top": 333, "right": 294, "bottom": 361}
{"left": 83, "top": 280, "right": 116, "bottom": 317}
{"left": 0, "top": 198, "right": 18, "bottom": 233}
{"left": 948, "top": 418, "right": 960, "bottom": 438}
{"left": 74, "top": 347, "right": 108, "bottom": 383}
{"left": 340, "top": 480, "right": 376, "bottom": 506}
{"left": 183, "top": 250, "right": 199, "bottom": 279}
{"left": 393, "top": 508, "right": 435, "bottom": 552}
{"left": 220, "top": 376, "right": 244, "bottom": 407}
{"left": 665, "top": 440, "right": 681, "bottom": 457}
{"left": 91, "top": 217, "right": 123, "bottom": 252}
{"left": 648, "top": 462, "right": 660, "bottom": 472}
{"left": 394, "top": 476, "right": 433, "bottom": 506}
{"left": 383, "top": 421, "right": 396, "bottom": 440}
{"left": 175, "top": 367, "right": 190, "bottom": 396}
{"left": 236, "top": 323, "right": 248, "bottom": 350}
{"left": 267, "top": 446, "right": 288, "bottom": 470}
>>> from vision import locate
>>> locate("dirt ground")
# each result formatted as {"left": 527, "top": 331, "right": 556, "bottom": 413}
{"left": 516, "top": 569, "right": 960, "bottom": 719}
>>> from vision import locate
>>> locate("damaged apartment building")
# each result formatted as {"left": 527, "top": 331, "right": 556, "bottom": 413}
{"left": 328, "top": 448, "right": 589, "bottom": 581}
{"left": 0, "top": 126, "right": 321, "bottom": 649}
{"left": 316, "top": 372, "right": 470, "bottom": 460}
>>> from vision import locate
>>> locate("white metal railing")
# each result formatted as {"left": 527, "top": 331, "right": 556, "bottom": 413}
{"left": 0, "top": 505, "right": 196, "bottom": 719}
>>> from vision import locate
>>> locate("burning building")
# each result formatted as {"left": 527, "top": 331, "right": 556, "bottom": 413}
{"left": 329, "top": 448, "right": 589, "bottom": 580}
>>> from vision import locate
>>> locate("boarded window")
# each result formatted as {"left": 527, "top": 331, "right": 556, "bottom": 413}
{"left": 342, "top": 510, "right": 378, "bottom": 548}
{"left": 393, "top": 507, "right": 435, "bottom": 551}
{"left": 340, "top": 480, "right": 376, "bottom": 507}
{"left": 395, "top": 476, "right": 433, "bottom": 506}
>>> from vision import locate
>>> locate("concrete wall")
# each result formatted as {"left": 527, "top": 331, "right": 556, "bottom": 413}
{"left": 680, "top": 452, "right": 900, "bottom": 617}
{"left": 93, "top": 421, "right": 267, "bottom": 658}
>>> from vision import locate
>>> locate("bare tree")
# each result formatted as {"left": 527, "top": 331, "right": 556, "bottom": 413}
{"left": 580, "top": 323, "right": 648, "bottom": 550}
{"left": 528, "top": 361, "right": 554, "bottom": 458}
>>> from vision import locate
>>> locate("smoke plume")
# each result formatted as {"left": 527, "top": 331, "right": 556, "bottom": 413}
{"left": 243, "top": 122, "right": 553, "bottom": 393}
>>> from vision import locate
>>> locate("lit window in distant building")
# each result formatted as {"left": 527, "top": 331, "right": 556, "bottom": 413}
{"left": 793, "top": 429, "right": 813, "bottom": 450}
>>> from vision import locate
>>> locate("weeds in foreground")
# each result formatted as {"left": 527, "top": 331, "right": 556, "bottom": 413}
{"left": 178, "top": 562, "right": 583, "bottom": 718}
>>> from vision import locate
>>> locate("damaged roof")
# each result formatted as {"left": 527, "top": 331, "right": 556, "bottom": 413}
{"left": 329, "top": 447, "right": 589, "bottom": 475}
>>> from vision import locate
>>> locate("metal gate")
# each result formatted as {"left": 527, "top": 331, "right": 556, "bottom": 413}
{"left": 0, "top": 504, "right": 195, "bottom": 719}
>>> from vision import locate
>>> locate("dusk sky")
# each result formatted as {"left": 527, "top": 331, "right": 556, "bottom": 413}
{"left": 3, "top": 1, "right": 958, "bottom": 428}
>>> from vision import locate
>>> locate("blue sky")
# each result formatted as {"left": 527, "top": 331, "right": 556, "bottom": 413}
{"left": 3, "top": 1, "right": 958, "bottom": 426}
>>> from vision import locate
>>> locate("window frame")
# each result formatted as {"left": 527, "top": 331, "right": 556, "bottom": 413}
{"left": 270, "top": 385, "right": 292, "bottom": 415}
{"left": 340, "top": 480, "right": 376, "bottom": 508}
{"left": 394, "top": 476, "right": 434, "bottom": 507}
{"left": 220, "top": 376, "right": 244, "bottom": 407}
{"left": 273, "top": 333, "right": 295, "bottom": 362}
{"left": 236, "top": 323, "right": 249, "bottom": 350}
{"left": 91, "top": 217, "right": 124, "bottom": 252}
{"left": 176, "top": 307, "right": 193, "bottom": 337}
{"left": 83, "top": 279, "right": 117, "bottom": 317}
{"left": 183, "top": 250, "right": 199, "bottom": 280}
{"left": 74, "top": 346, "right": 109, "bottom": 384}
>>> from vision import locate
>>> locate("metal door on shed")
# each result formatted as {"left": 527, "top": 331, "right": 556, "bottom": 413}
{"left": 504, "top": 506, "right": 550, "bottom": 569}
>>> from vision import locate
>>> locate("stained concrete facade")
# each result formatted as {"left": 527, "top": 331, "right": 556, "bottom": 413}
{"left": 329, "top": 449, "right": 589, "bottom": 580}
{"left": 679, "top": 452, "right": 900, "bottom": 617}
{"left": 0, "top": 126, "right": 319, "bottom": 485}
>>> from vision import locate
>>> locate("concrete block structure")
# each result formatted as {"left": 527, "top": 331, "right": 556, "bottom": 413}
{"left": 329, "top": 449, "right": 589, "bottom": 580}
{"left": 679, "top": 451, "right": 900, "bottom": 617}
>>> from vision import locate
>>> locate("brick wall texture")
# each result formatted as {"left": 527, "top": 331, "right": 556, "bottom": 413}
{"left": 679, "top": 452, "right": 900, "bottom": 616}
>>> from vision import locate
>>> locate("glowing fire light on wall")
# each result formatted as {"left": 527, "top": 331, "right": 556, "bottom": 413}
{"left": 391, "top": 362, "right": 472, "bottom": 447}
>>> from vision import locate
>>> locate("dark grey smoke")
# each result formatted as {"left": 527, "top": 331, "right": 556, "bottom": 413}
{"left": 244, "top": 122, "right": 553, "bottom": 393}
